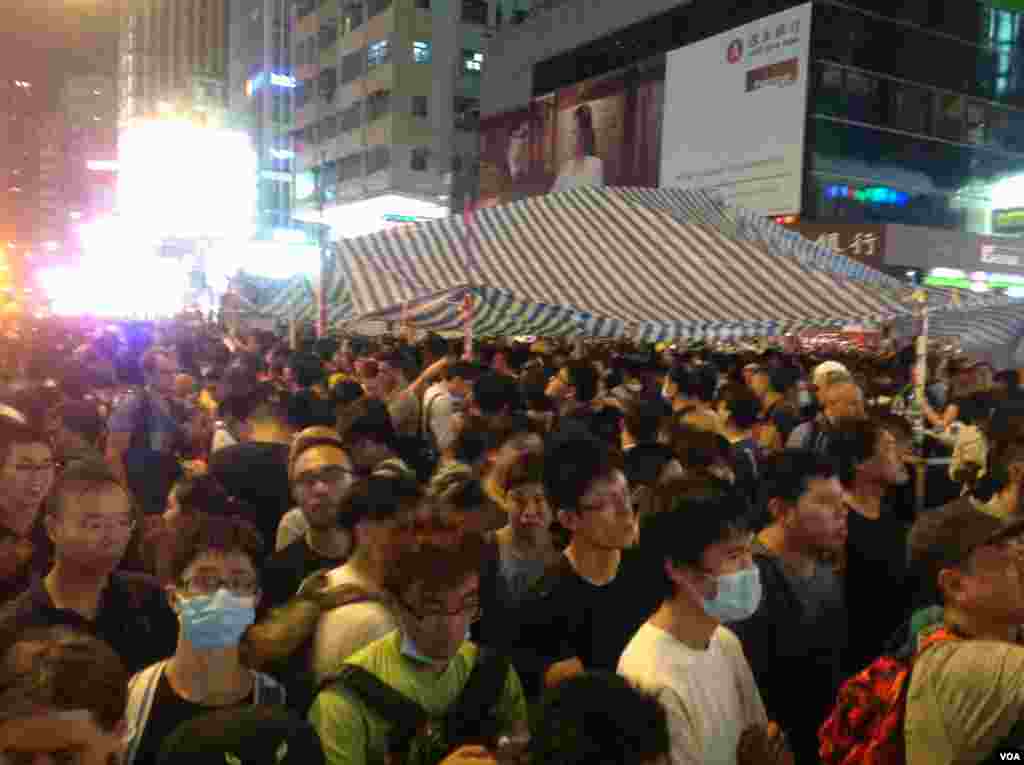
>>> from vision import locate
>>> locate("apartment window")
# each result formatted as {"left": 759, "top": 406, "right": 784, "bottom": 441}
{"left": 368, "top": 40, "right": 390, "bottom": 69}
{"left": 367, "top": 0, "right": 392, "bottom": 17}
{"left": 320, "top": 115, "right": 338, "bottom": 141}
{"left": 462, "top": 50, "right": 483, "bottom": 74}
{"left": 318, "top": 67, "right": 338, "bottom": 103}
{"left": 451, "top": 155, "right": 463, "bottom": 173}
{"left": 412, "top": 95, "right": 428, "bottom": 117}
{"left": 342, "top": 48, "right": 366, "bottom": 83}
{"left": 461, "top": 0, "right": 488, "bottom": 25}
{"left": 338, "top": 152, "right": 362, "bottom": 181}
{"left": 318, "top": 21, "right": 338, "bottom": 49}
{"left": 413, "top": 41, "right": 431, "bottom": 64}
{"left": 367, "top": 145, "right": 390, "bottom": 173}
{"left": 416, "top": 0, "right": 430, "bottom": 8}
{"left": 340, "top": 101, "right": 362, "bottom": 132}
{"left": 367, "top": 90, "right": 391, "bottom": 121}
{"left": 341, "top": 2, "right": 364, "bottom": 34}
{"left": 411, "top": 147, "right": 430, "bottom": 171}
{"left": 454, "top": 95, "right": 479, "bottom": 130}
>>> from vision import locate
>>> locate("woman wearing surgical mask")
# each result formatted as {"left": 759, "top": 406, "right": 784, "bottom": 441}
{"left": 618, "top": 482, "right": 794, "bottom": 765}
{"left": 123, "top": 516, "right": 284, "bottom": 765}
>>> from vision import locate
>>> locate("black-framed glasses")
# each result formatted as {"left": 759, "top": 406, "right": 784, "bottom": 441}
{"left": 181, "top": 575, "right": 260, "bottom": 597}
{"left": 293, "top": 465, "right": 357, "bottom": 489}
{"left": 401, "top": 597, "right": 483, "bottom": 624}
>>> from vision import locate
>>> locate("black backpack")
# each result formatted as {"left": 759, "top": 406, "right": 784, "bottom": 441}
{"left": 322, "top": 647, "right": 510, "bottom": 765}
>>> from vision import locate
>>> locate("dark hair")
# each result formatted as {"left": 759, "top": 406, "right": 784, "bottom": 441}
{"left": 957, "top": 392, "right": 993, "bottom": 427}
{"left": 670, "top": 365, "right": 717, "bottom": 403}
{"left": 503, "top": 449, "right": 545, "bottom": 491}
{"left": 60, "top": 401, "right": 106, "bottom": 449}
{"left": 717, "top": 384, "right": 761, "bottom": 430}
{"left": 446, "top": 361, "right": 482, "bottom": 383}
{"left": 473, "top": 373, "right": 521, "bottom": 416}
{"left": 668, "top": 425, "right": 733, "bottom": 472}
{"left": 828, "top": 419, "right": 884, "bottom": 487}
{"left": 642, "top": 483, "right": 751, "bottom": 601}
{"left": 573, "top": 104, "right": 597, "bottom": 157}
{"left": 384, "top": 534, "right": 487, "bottom": 600}
{"left": 46, "top": 459, "right": 130, "bottom": 518}
{"left": 166, "top": 515, "right": 265, "bottom": 585}
{"left": 423, "top": 333, "right": 449, "bottom": 361}
{"left": 759, "top": 449, "right": 838, "bottom": 507}
{"left": 339, "top": 473, "right": 422, "bottom": 531}
{"left": 563, "top": 361, "right": 600, "bottom": 404}
{"left": 0, "top": 416, "right": 52, "bottom": 467}
{"left": 288, "top": 353, "right": 325, "bottom": 389}
{"left": 172, "top": 474, "right": 244, "bottom": 517}
{"left": 768, "top": 364, "right": 801, "bottom": 395}
{"left": 336, "top": 398, "right": 399, "bottom": 454}
{"left": 329, "top": 380, "right": 364, "bottom": 411}
{"left": 531, "top": 672, "right": 669, "bottom": 765}
{"left": 544, "top": 431, "right": 619, "bottom": 512}
{"left": 0, "top": 629, "right": 128, "bottom": 731}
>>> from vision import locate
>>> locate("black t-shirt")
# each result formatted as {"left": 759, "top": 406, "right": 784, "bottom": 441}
{"left": 132, "top": 671, "right": 254, "bottom": 765}
{"left": 208, "top": 442, "right": 292, "bottom": 550}
{"left": 509, "top": 548, "right": 662, "bottom": 699}
{"left": 843, "top": 503, "right": 912, "bottom": 675}
{"left": 0, "top": 572, "right": 178, "bottom": 674}
{"left": 261, "top": 538, "right": 350, "bottom": 611}
{"left": 731, "top": 545, "right": 848, "bottom": 765}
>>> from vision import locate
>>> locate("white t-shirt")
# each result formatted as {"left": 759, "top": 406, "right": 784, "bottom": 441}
{"left": 422, "top": 383, "right": 458, "bottom": 453}
{"left": 551, "top": 155, "right": 604, "bottom": 192}
{"left": 310, "top": 562, "right": 401, "bottom": 684}
{"left": 618, "top": 623, "right": 768, "bottom": 765}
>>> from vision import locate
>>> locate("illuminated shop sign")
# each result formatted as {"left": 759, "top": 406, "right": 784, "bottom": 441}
{"left": 825, "top": 184, "right": 910, "bottom": 207}
{"left": 992, "top": 207, "right": 1024, "bottom": 235}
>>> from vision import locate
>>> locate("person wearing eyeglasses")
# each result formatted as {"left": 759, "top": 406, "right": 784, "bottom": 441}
{"left": 0, "top": 459, "right": 178, "bottom": 675}
{"left": 310, "top": 535, "right": 529, "bottom": 765}
{"left": 262, "top": 428, "right": 358, "bottom": 614}
{"left": 124, "top": 515, "right": 284, "bottom": 765}
{"left": 0, "top": 417, "right": 55, "bottom": 605}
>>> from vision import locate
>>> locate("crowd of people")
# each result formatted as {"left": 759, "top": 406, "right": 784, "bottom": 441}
{"left": 1, "top": 317, "right": 1024, "bottom": 765}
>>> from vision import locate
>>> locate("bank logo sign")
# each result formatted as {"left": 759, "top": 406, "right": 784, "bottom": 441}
{"left": 661, "top": 2, "right": 813, "bottom": 217}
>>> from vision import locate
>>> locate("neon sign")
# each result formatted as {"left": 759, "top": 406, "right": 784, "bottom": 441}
{"left": 246, "top": 72, "right": 297, "bottom": 95}
{"left": 825, "top": 184, "right": 910, "bottom": 207}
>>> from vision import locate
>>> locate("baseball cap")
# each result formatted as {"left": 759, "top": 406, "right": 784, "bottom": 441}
{"left": 908, "top": 497, "right": 1024, "bottom": 589}
{"left": 157, "top": 705, "right": 325, "bottom": 765}
{"left": 812, "top": 361, "right": 849, "bottom": 386}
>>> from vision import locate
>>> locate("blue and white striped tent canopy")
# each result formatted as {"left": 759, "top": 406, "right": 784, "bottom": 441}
{"left": 892, "top": 303, "right": 1024, "bottom": 370}
{"left": 338, "top": 187, "right": 1008, "bottom": 342}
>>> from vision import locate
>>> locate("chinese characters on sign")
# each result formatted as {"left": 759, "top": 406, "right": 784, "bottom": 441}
{"left": 779, "top": 222, "right": 887, "bottom": 266}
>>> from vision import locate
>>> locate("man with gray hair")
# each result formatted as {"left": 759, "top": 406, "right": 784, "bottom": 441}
{"left": 787, "top": 370, "right": 866, "bottom": 456}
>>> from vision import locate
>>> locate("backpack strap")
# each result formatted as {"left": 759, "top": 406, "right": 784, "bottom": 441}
{"left": 254, "top": 672, "right": 287, "bottom": 706}
{"left": 323, "top": 664, "right": 428, "bottom": 757}
{"left": 447, "top": 647, "right": 511, "bottom": 747}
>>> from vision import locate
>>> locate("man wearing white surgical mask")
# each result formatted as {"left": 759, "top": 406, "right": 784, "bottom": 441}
{"left": 124, "top": 516, "right": 284, "bottom": 765}
{"left": 618, "top": 482, "right": 794, "bottom": 765}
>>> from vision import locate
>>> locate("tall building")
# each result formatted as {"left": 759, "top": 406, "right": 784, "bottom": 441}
{"left": 119, "top": 0, "right": 230, "bottom": 125}
{"left": 62, "top": 76, "right": 119, "bottom": 230}
{"left": 228, "top": 0, "right": 298, "bottom": 238}
{"left": 479, "top": 0, "right": 1024, "bottom": 285}
{"left": 290, "top": 0, "right": 525, "bottom": 238}
{"left": 0, "top": 79, "right": 45, "bottom": 269}
{"left": 37, "top": 112, "right": 67, "bottom": 250}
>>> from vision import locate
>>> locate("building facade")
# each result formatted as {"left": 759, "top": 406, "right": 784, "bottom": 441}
{"left": 480, "top": 0, "right": 1024, "bottom": 275}
{"left": 0, "top": 80, "right": 44, "bottom": 260}
{"left": 229, "top": 0, "right": 298, "bottom": 237}
{"left": 62, "top": 76, "right": 119, "bottom": 232}
{"left": 119, "top": 0, "right": 230, "bottom": 125}
{"left": 290, "top": 0, "right": 530, "bottom": 237}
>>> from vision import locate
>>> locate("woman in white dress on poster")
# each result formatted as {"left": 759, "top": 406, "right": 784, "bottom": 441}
{"left": 552, "top": 103, "right": 604, "bottom": 192}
